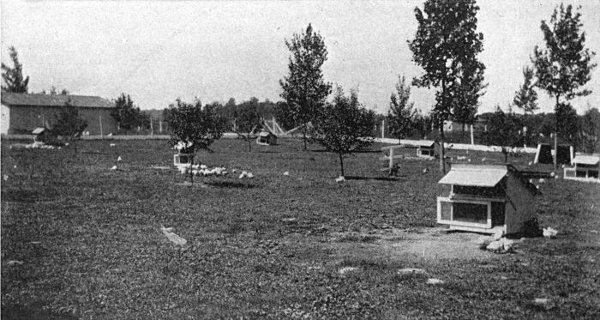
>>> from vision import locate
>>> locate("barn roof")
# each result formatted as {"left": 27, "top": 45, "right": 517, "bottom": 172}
{"left": 1, "top": 92, "right": 114, "bottom": 109}
{"left": 573, "top": 155, "right": 600, "bottom": 165}
{"left": 439, "top": 164, "right": 507, "bottom": 187}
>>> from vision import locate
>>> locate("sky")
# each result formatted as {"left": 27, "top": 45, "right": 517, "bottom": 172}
{"left": 1, "top": 0, "right": 599, "bottom": 115}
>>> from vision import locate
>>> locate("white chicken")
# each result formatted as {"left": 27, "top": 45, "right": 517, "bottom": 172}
{"left": 161, "top": 225, "right": 187, "bottom": 246}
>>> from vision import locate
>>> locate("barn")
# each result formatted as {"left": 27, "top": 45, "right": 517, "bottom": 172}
{"left": 1, "top": 92, "right": 117, "bottom": 135}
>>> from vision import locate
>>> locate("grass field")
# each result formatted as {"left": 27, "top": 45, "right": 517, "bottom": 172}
{"left": 2, "top": 138, "right": 599, "bottom": 319}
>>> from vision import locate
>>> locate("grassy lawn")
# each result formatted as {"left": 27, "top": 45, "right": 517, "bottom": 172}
{"left": 2, "top": 138, "right": 599, "bottom": 319}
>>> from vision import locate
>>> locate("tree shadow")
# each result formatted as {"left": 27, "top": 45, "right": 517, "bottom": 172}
{"left": 206, "top": 181, "right": 257, "bottom": 189}
{"left": 344, "top": 176, "right": 399, "bottom": 182}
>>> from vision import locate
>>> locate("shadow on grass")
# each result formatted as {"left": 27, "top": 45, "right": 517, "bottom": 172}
{"left": 2, "top": 304, "right": 78, "bottom": 320}
{"left": 310, "top": 149, "right": 381, "bottom": 154}
{"left": 345, "top": 176, "right": 399, "bottom": 182}
{"left": 206, "top": 181, "right": 257, "bottom": 189}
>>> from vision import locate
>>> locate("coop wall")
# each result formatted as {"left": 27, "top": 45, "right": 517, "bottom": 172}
{"left": 503, "top": 175, "right": 536, "bottom": 234}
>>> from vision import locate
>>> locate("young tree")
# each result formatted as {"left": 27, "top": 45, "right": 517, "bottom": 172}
{"left": 111, "top": 93, "right": 146, "bottom": 132}
{"left": 513, "top": 66, "right": 539, "bottom": 114}
{"left": 483, "top": 106, "right": 523, "bottom": 162}
{"left": 166, "top": 99, "right": 227, "bottom": 184}
{"left": 234, "top": 97, "right": 262, "bottom": 152}
{"left": 280, "top": 23, "right": 332, "bottom": 150}
{"left": 409, "top": 0, "right": 486, "bottom": 173}
{"left": 50, "top": 100, "right": 88, "bottom": 150}
{"left": 1, "top": 46, "right": 29, "bottom": 93}
{"left": 532, "top": 4, "right": 596, "bottom": 140}
{"left": 310, "top": 86, "right": 376, "bottom": 177}
{"left": 388, "top": 75, "right": 417, "bottom": 139}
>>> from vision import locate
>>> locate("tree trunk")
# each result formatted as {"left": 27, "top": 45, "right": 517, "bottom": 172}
{"left": 554, "top": 95, "right": 560, "bottom": 170}
{"left": 189, "top": 155, "right": 194, "bottom": 185}
{"left": 302, "top": 126, "right": 308, "bottom": 150}
{"left": 338, "top": 153, "right": 345, "bottom": 177}
{"left": 248, "top": 139, "right": 252, "bottom": 152}
{"left": 440, "top": 125, "right": 446, "bottom": 174}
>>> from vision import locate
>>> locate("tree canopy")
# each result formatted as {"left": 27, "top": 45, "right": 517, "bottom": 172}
{"left": 50, "top": 100, "right": 88, "bottom": 140}
{"left": 280, "top": 23, "right": 332, "bottom": 149}
{"left": 388, "top": 75, "right": 417, "bottom": 139}
{"left": 234, "top": 97, "right": 262, "bottom": 152}
{"left": 111, "top": 93, "right": 149, "bottom": 131}
{"left": 513, "top": 66, "right": 539, "bottom": 114}
{"left": 1, "top": 46, "right": 29, "bottom": 93}
{"left": 310, "top": 86, "right": 376, "bottom": 177}
{"left": 409, "top": 0, "right": 486, "bottom": 172}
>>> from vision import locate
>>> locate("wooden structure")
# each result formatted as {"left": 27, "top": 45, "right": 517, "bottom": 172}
{"left": 564, "top": 154, "right": 600, "bottom": 183}
{"left": 437, "top": 164, "right": 539, "bottom": 235}
{"left": 256, "top": 129, "right": 277, "bottom": 146}
{"left": 1, "top": 92, "right": 116, "bottom": 135}
{"left": 533, "top": 143, "right": 573, "bottom": 165}
{"left": 31, "top": 127, "right": 48, "bottom": 142}
{"left": 415, "top": 140, "right": 439, "bottom": 159}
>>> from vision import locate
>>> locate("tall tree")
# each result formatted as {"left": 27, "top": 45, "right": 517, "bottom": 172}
{"left": 1, "top": 46, "right": 29, "bottom": 93}
{"left": 387, "top": 75, "right": 417, "bottom": 139}
{"left": 532, "top": 4, "right": 596, "bottom": 140}
{"left": 280, "top": 23, "right": 332, "bottom": 150}
{"left": 166, "top": 99, "right": 227, "bottom": 184}
{"left": 513, "top": 66, "right": 539, "bottom": 114}
{"left": 310, "top": 86, "right": 376, "bottom": 177}
{"left": 409, "top": 0, "right": 486, "bottom": 173}
{"left": 234, "top": 97, "right": 262, "bottom": 152}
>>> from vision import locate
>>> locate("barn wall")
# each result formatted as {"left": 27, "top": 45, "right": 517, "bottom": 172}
{"left": 7, "top": 105, "right": 117, "bottom": 135}
{"left": 1, "top": 103, "right": 10, "bottom": 134}
{"left": 504, "top": 175, "right": 536, "bottom": 234}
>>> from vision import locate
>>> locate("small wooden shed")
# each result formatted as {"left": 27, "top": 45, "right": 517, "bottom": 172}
{"left": 437, "top": 164, "right": 539, "bottom": 235}
{"left": 32, "top": 127, "right": 48, "bottom": 142}
{"left": 256, "top": 129, "right": 277, "bottom": 146}
{"left": 564, "top": 154, "right": 600, "bottom": 182}
{"left": 415, "top": 140, "right": 439, "bottom": 159}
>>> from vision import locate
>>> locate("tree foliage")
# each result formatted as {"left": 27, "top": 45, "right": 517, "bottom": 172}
{"left": 579, "top": 106, "right": 600, "bottom": 153}
{"left": 280, "top": 23, "right": 332, "bottom": 149}
{"left": 310, "top": 86, "right": 376, "bottom": 177}
{"left": 555, "top": 102, "right": 579, "bottom": 145}
{"left": 234, "top": 97, "right": 262, "bottom": 152}
{"left": 532, "top": 4, "right": 596, "bottom": 102}
{"left": 482, "top": 106, "right": 522, "bottom": 161}
{"left": 388, "top": 75, "right": 417, "bottom": 139}
{"left": 111, "top": 93, "right": 149, "bottom": 131}
{"left": 50, "top": 100, "right": 88, "bottom": 141}
{"left": 409, "top": 0, "right": 486, "bottom": 172}
{"left": 513, "top": 66, "right": 539, "bottom": 114}
{"left": 1, "top": 46, "right": 29, "bottom": 93}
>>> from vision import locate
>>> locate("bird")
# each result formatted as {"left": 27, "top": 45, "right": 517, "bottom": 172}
{"left": 283, "top": 171, "right": 290, "bottom": 176}
{"left": 422, "top": 168, "right": 429, "bottom": 174}
{"left": 117, "top": 156, "right": 122, "bottom": 162}
{"left": 109, "top": 143, "right": 116, "bottom": 147}
{"left": 161, "top": 225, "right": 187, "bottom": 246}
{"left": 247, "top": 172, "right": 254, "bottom": 178}
{"left": 335, "top": 176, "right": 345, "bottom": 183}
{"left": 110, "top": 165, "right": 117, "bottom": 170}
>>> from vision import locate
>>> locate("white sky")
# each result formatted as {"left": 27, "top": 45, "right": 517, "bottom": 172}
{"left": 1, "top": 0, "right": 599, "bottom": 115}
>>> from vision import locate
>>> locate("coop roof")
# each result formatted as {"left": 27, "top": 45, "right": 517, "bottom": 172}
{"left": 1, "top": 92, "right": 114, "bottom": 108}
{"left": 32, "top": 127, "right": 46, "bottom": 134}
{"left": 406, "top": 140, "right": 436, "bottom": 148}
{"left": 572, "top": 155, "right": 600, "bottom": 165}
{"left": 439, "top": 164, "right": 508, "bottom": 187}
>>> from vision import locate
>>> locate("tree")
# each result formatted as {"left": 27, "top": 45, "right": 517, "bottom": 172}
{"left": 1, "top": 46, "right": 29, "bottom": 93}
{"left": 580, "top": 106, "right": 600, "bottom": 153}
{"left": 280, "top": 23, "right": 332, "bottom": 150}
{"left": 111, "top": 93, "right": 147, "bottom": 132}
{"left": 310, "top": 86, "right": 376, "bottom": 177}
{"left": 532, "top": 4, "right": 596, "bottom": 140}
{"left": 50, "top": 100, "right": 88, "bottom": 150}
{"left": 166, "top": 99, "right": 227, "bottom": 184}
{"left": 409, "top": 0, "right": 486, "bottom": 173}
{"left": 234, "top": 97, "right": 262, "bottom": 152}
{"left": 387, "top": 75, "right": 417, "bottom": 139}
{"left": 556, "top": 102, "right": 579, "bottom": 145}
{"left": 483, "top": 106, "right": 522, "bottom": 162}
{"left": 513, "top": 66, "right": 539, "bottom": 114}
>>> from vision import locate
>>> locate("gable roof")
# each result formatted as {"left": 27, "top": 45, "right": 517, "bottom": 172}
{"left": 439, "top": 164, "right": 507, "bottom": 187}
{"left": 573, "top": 155, "right": 600, "bottom": 166}
{"left": 1, "top": 92, "right": 114, "bottom": 109}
